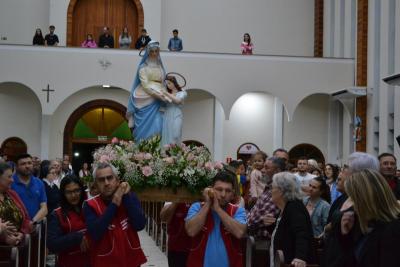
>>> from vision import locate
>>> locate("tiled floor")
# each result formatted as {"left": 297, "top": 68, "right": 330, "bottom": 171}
{"left": 139, "top": 230, "right": 169, "bottom": 267}
{"left": 47, "top": 230, "right": 168, "bottom": 267}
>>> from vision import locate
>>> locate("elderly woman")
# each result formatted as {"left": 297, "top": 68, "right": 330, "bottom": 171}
{"left": 0, "top": 163, "right": 31, "bottom": 245}
{"left": 341, "top": 169, "right": 400, "bottom": 267}
{"left": 127, "top": 40, "right": 170, "bottom": 142}
{"left": 268, "top": 172, "right": 314, "bottom": 267}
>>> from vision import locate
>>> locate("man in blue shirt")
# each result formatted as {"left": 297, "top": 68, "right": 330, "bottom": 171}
{"left": 185, "top": 170, "right": 247, "bottom": 267}
{"left": 168, "top": 29, "right": 183, "bottom": 52}
{"left": 11, "top": 153, "right": 47, "bottom": 223}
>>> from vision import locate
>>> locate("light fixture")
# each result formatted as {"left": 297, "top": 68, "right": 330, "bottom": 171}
{"left": 382, "top": 73, "right": 400, "bottom": 86}
{"left": 74, "top": 152, "right": 80, "bottom": 157}
{"left": 102, "top": 85, "right": 111, "bottom": 88}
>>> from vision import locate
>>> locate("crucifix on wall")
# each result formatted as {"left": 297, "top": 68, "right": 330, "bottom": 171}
{"left": 42, "top": 84, "right": 55, "bottom": 103}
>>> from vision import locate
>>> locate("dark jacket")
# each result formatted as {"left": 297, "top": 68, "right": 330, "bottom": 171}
{"left": 135, "top": 35, "right": 151, "bottom": 49}
{"left": 353, "top": 219, "right": 400, "bottom": 267}
{"left": 98, "top": 34, "right": 114, "bottom": 48}
{"left": 273, "top": 200, "right": 315, "bottom": 264}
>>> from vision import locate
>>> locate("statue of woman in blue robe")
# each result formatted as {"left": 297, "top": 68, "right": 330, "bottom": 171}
{"left": 127, "top": 41, "right": 171, "bottom": 142}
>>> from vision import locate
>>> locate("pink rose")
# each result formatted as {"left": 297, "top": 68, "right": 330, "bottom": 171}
{"left": 186, "top": 153, "right": 195, "bottom": 161}
{"left": 163, "top": 157, "right": 174, "bottom": 164}
{"left": 141, "top": 166, "right": 153, "bottom": 177}
{"left": 111, "top": 137, "right": 119, "bottom": 144}
{"left": 99, "top": 155, "right": 110, "bottom": 163}
{"left": 214, "top": 161, "right": 224, "bottom": 170}
{"left": 134, "top": 153, "right": 145, "bottom": 161}
{"left": 144, "top": 153, "right": 153, "bottom": 160}
{"left": 205, "top": 161, "right": 214, "bottom": 170}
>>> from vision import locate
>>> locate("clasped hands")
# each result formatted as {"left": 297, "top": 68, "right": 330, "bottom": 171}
{"left": 202, "top": 187, "right": 221, "bottom": 211}
{"left": 112, "top": 182, "right": 131, "bottom": 206}
{"left": 0, "top": 218, "right": 23, "bottom": 246}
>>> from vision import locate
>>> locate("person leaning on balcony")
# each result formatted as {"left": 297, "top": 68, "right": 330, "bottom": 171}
{"left": 83, "top": 162, "right": 146, "bottom": 267}
{"left": 32, "top": 28, "right": 45, "bottom": 45}
{"left": 81, "top": 34, "right": 97, "bottom": 48}
{"left": 185, "top": 170, "right": 247, "bottom": 267}
{"left": 45, "top": 25, "right": 59, "bottom": 46}
{"left": 119, "top": 26, "right": 132, "bottom": 49}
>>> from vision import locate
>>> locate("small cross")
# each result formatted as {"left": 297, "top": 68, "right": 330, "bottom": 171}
{"left": 42, "top": 84, "right": 55, "bottom": 103}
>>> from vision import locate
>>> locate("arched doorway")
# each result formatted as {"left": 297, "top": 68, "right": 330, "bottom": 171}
{"left": 0, "top": 137, "right": 27, "bottom": 163}
{"left": 67, "top": 0, "right": 144, "bottom": 47}
{"left": 64, "top": 99, "right": 130, "bottom": 173}
{"left": 288, "top": 143, "right": 325, "bottom": 166}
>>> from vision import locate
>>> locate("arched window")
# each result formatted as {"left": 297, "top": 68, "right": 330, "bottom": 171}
{"left": 288, "top": 143, "right": 325, "bottom": 165}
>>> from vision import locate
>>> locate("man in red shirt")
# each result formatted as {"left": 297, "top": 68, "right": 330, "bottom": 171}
{"left": 160, "top": 202, "right": 191, "bottom": 267}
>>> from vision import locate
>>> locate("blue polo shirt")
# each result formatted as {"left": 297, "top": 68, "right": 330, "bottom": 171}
{"left": 185, "top": 202, "right": 247, "bottom": 267}
{"left": 11, "top": 174, "right": 47, "bottom": 219}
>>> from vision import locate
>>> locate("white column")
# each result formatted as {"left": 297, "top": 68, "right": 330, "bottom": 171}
{"left": 323, "top": 0, "right": 333, "bottom": 57}
{"left": 378, "top": 0, "right": 390, "bottom": 153}
{"left": 49, "top": 0, "right": 67, "bottom": 46}
{"left": 272, "top": 97, "right": 283, "bottom": 150}
{"left": 142, "top": 0, "right": 162, "bottom": 47}
{"left": 333, "top": 0, "right": 342, "bottom": 57}
{"left": 40, "top": 114, "right": 51, "bottom": 160}
{"left": 327, "top": 99, "right": 341, "bottom": 164}
{"left": 213, "top": 99, "right": 224, "bottom": 161}
{"left": 344, "top": 0, "right": 356, "bottom": 58}
{"left": 366, "top": 0, "right": 379, "bottom": 154}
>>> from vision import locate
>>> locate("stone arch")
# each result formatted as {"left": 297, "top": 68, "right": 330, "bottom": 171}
{"left": 228, "top": 91, "right": 289, "bottom": 121}
{"left": 67, "top": 0, "right": 144, "bottom": 46}
{"left": 0, "top": 82, "right": 42, "bottom": 157}
{"left": 288, "top": 143, "right": 325, "bottom": 165}
{"left": 63, "top": 99, "right": 127, "bottom": 158}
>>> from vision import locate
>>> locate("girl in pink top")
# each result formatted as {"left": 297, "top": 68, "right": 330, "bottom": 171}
{"left": 249, "top": 151, "right": 267, "bottom": 203}
{"left": 81, "top": 34, "right": 97, "bottom": 48}
{"left": 241, "top": 33, "right": 254, "bottom": 55}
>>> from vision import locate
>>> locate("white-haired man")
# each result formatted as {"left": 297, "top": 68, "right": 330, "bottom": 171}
{"left": 83, "top": 162, "right": 146, "bottom": 267}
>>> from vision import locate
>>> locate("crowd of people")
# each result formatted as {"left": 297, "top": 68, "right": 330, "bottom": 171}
{"left": 0, "top": 148, "right": 399, "bottom": 267}
{"left": 32, "top": 25, "right": 184, "bottom": 51}
{"left": 32, "top": 25, "right": 257, "bottom": 54}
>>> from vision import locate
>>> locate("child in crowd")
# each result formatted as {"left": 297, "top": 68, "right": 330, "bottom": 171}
{"left": 81, "top": 34, "right": 97, "bottom": 48}
{"left": 248, "top": 151, "right": 267, "bottom": 206}
{"left": 241, "top": 33, "right": 254, "bottom": 55}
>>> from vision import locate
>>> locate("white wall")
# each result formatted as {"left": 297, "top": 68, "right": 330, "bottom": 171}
{"left": 160, "top": 0, "right": 315, "bottom": 56}
{"left": 48, "top": 86, "right": 130, "bottom": 159}
{"left": 2, "top": 0, "right": 314, "bottom": 56}
{"left": 283, "top": 94, "right": 330, "bottom": 159}
{"left": 0, "top": 0, "right": 49, "bottom": 45}
{"left": 223, "top": 93, "right": 275, "bottom": 159}
{"left": 0, "top": 83, "right": 42, "bottom": 157}
{"left": 182, "top": 90, "right": 215, "bottom": 152}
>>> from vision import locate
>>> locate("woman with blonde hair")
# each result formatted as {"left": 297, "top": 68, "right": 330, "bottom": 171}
{"left": 343, "top": 169, "right": 400, "bottom": 267}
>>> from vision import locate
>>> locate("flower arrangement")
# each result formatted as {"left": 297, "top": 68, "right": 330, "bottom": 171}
{"left": 92, "top": 136, "right": 222, "bottom": 194}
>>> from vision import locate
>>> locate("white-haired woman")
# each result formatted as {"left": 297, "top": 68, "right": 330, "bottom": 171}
{"left": 268, "top": 172, "right": 315, "bottom": 267}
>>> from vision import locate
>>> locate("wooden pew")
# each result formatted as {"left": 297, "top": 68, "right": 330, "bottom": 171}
{"left": 0, "top": 233, "right": 31, "bottom": 267}
{"left": 246, "top": 235, "right": 270, "bottom": 267}
{"left": 0, "top": 246, "right": 18, "bottom": 267}
{"left": 274, "top": 250, "right": 319, "bottom": 267}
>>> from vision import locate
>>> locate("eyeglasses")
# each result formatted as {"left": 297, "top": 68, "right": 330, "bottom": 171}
{"left": 64, "top": 189, "right": 81, "bottom": 196}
